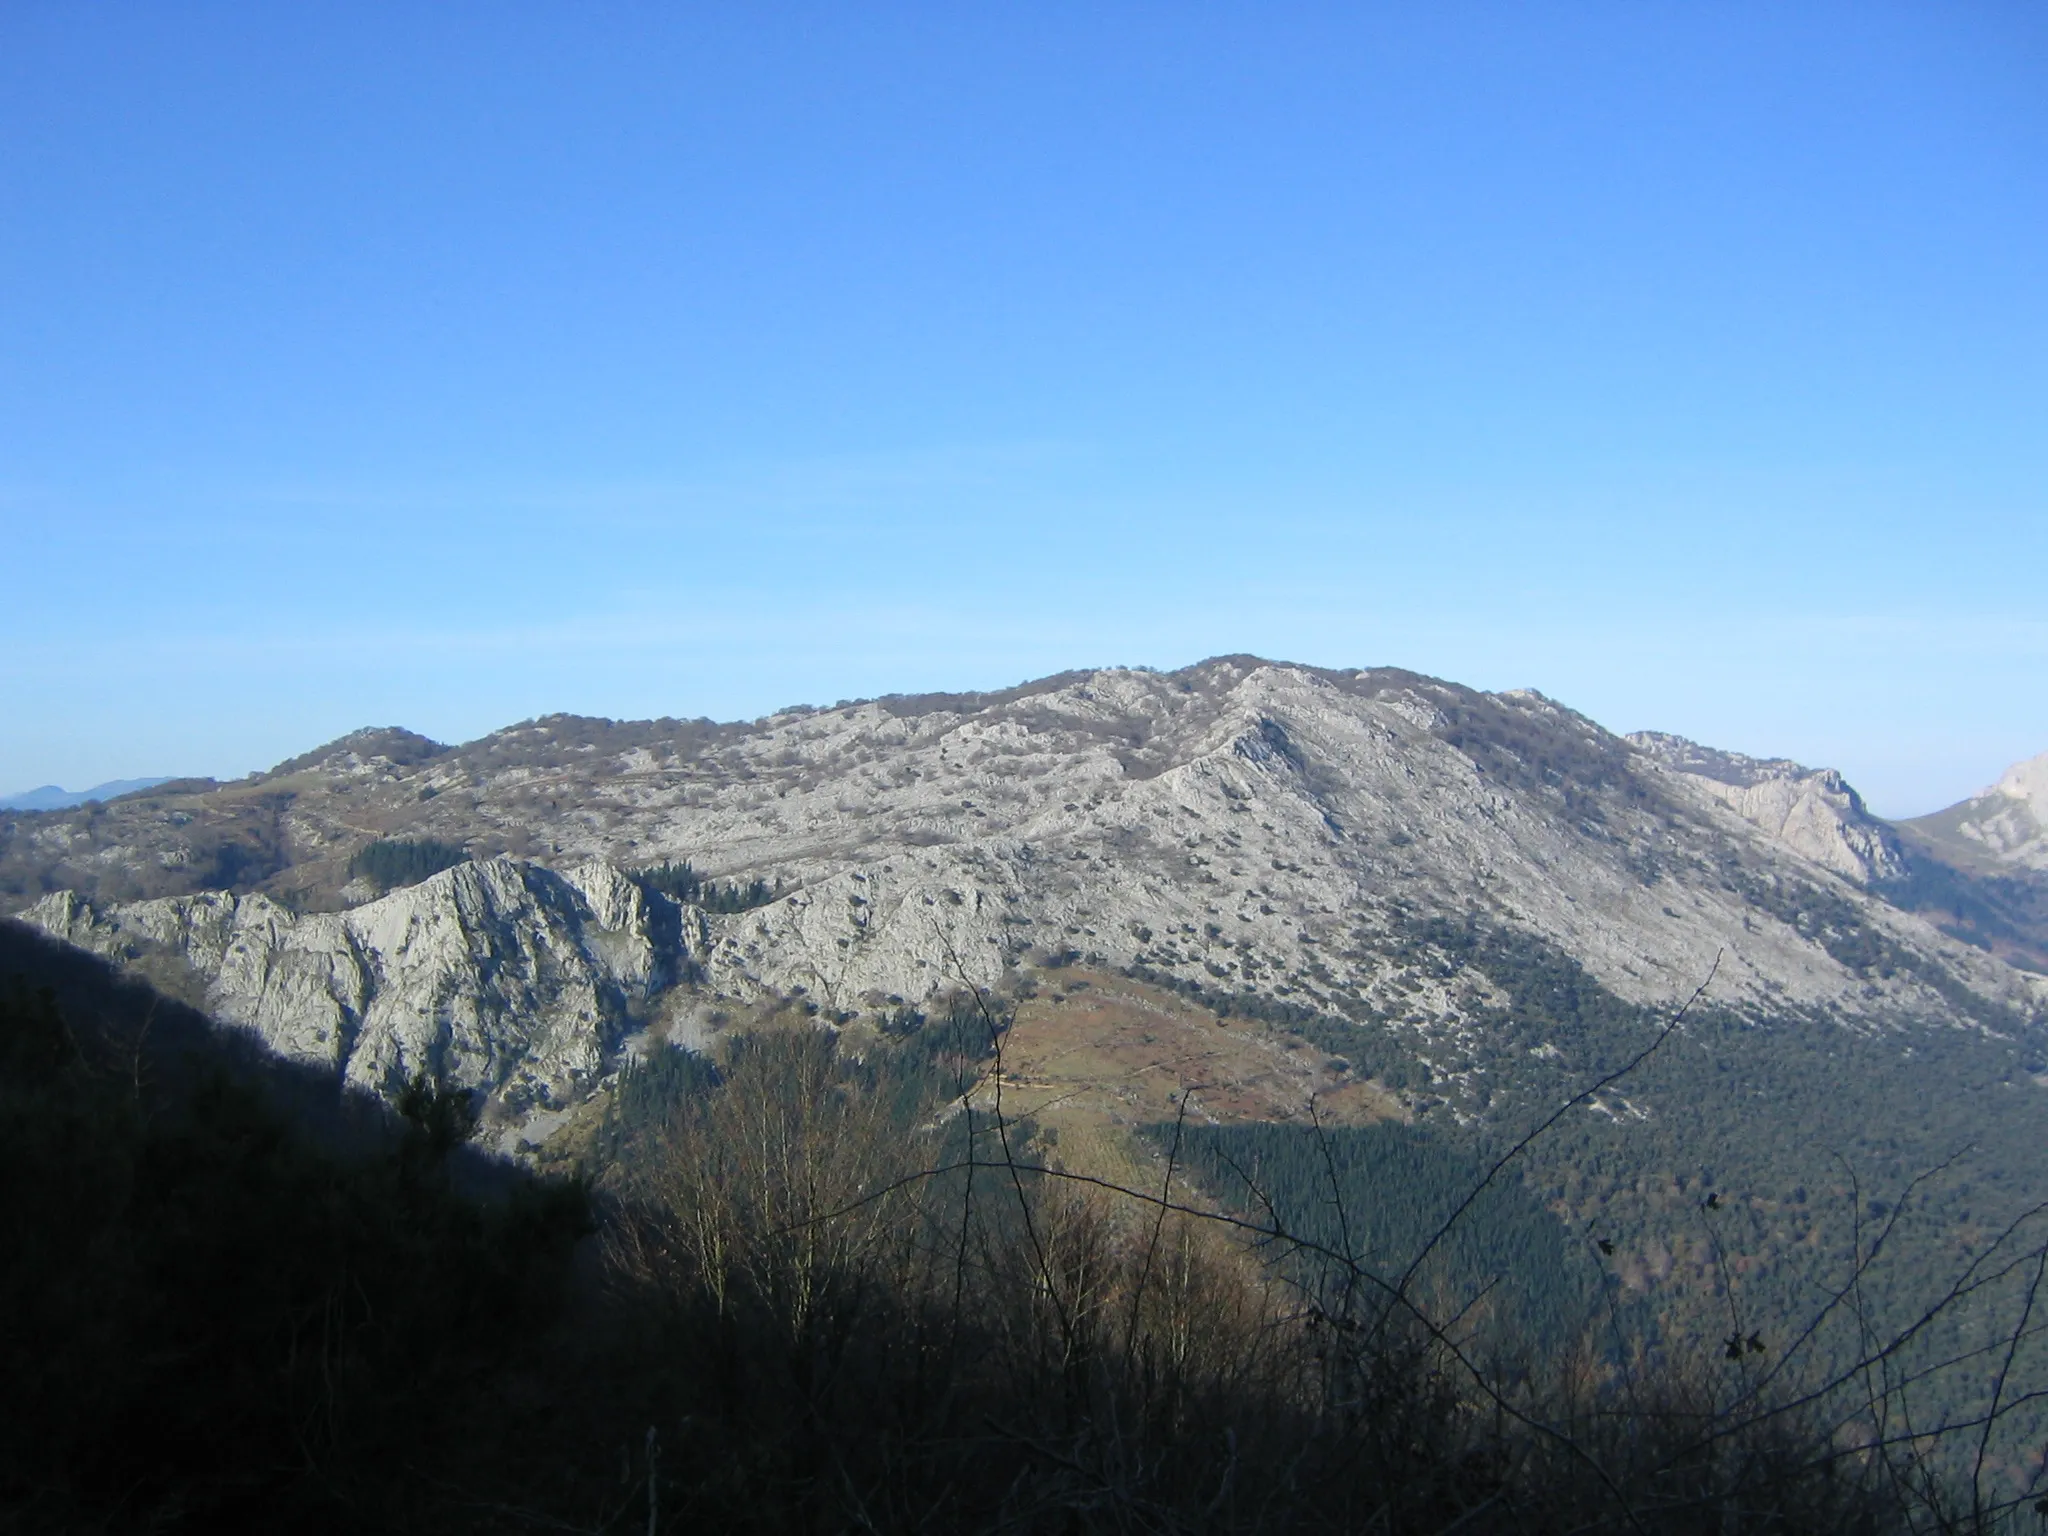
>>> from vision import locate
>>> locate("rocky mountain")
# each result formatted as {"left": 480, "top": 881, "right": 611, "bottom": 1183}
{"left": 1901, "top": 749, "right": 2048, "bottom": 873}
{"left": 22, "top": 858, "right": 700, "bottom": 1152}
{"left": 1863, "top": 750, "right": 2048, "bottom": 973}
{"left": 7, "top": 658, "right": 2045, "bottom": 1159}
{"left": 13, "top": 659, "right": 2048, "bottom": 1511}
{"left": 1620, "top": 733, "right": 2048, "bottom": 974}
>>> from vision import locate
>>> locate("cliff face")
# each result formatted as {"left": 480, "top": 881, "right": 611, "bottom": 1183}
{"left": 1625, "top": 732, "right": 1908, "bottom": 885}
{"left": 11, "top": 659, "right": 2045, "bottom": 1141}
{"left": 24, "top": 858, "right": 700, "bottom": 1140}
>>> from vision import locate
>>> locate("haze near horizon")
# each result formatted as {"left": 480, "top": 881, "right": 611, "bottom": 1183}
{"left": 3, "top": 5, "right": 2044, "bottom": 819}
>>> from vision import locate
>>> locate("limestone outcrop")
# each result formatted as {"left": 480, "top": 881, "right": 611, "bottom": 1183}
{"left": 23, "top": 858, "right": 697, "bottom": 1123}
{"left": 1626, "top": 732, "right": 1907, "bottom": 885}
{"left": 1902, "top": 749, "right": 2048, "bottom": 873}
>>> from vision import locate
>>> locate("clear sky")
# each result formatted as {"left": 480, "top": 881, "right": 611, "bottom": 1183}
{"left": 3, "top": 4, "right": 2044, "bottom": 817}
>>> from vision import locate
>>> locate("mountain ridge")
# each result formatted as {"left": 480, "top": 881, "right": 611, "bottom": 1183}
{"left": 10, "top": 657, "right": 2044, "bottom": 1155}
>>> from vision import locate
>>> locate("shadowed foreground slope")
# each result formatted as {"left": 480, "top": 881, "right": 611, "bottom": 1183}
{"left": 10, "top": 914, "right": 2047, "bottom": 1533}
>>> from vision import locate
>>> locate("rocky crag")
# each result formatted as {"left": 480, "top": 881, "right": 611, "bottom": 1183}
{"left": 24, "top": 858, "right": 706, "bottom": 1150}
{"left": 1868, "top": 749, "right": 2048, "bottom": 972}
{"left": 1900, "top": 749, "right": 2048, "bottom": 873}
{"left": 1624, "top": 732, "right": 1908, "bottom": 885}
{"left": 8, "top": 658, "right": 2045, "bottom": 1151}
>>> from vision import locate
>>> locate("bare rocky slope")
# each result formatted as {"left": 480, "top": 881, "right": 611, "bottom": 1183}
{"left": 1622, "top": 732, "right": 1907, "bottom": 884}
{"left": 7, "top": 657, "right": 2045, "bottom": 1156}
{"left": 1902, "top": 749, "right": 2048, "bottom": 874}
{"left": 1873, "top": 748, "right": 2048, "bottom": 972}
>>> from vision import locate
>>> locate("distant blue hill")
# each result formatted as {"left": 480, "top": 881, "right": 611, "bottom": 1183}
{"left": 0, "top": 777, "right": 174, "bottom": 812}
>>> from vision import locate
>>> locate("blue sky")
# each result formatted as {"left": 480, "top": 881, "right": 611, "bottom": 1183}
{"left": 3, "top": 4, "right": 2044, "bottom": 817}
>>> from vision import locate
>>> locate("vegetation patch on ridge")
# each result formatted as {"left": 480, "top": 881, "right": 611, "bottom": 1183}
{"left": 635, "top": 859, "right": 782, "bottom": 913}
{"left": 348, "top": 835, "right": 469, "bottom": 893}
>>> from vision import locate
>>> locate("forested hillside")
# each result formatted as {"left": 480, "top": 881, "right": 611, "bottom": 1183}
{"left": 12, "top": 915, "right": 2048, "bottom": 1532}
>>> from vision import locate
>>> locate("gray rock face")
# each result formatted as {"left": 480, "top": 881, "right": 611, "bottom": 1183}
{"left": 1902, "top": 750, "right": 2048, "bottom": 873}
{"left": 14, "top": 660, "right": 2046, "bottom": 1140}
{"left": 1626, "top": 733, "right": 1907, "bottom": 885}
{"left": 23, "top": 858, "right": 697, "bottom": 1124}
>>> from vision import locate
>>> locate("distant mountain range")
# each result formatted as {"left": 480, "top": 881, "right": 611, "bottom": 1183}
{"left": 0, "top": 776, "right": 173, "bottom": 812}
